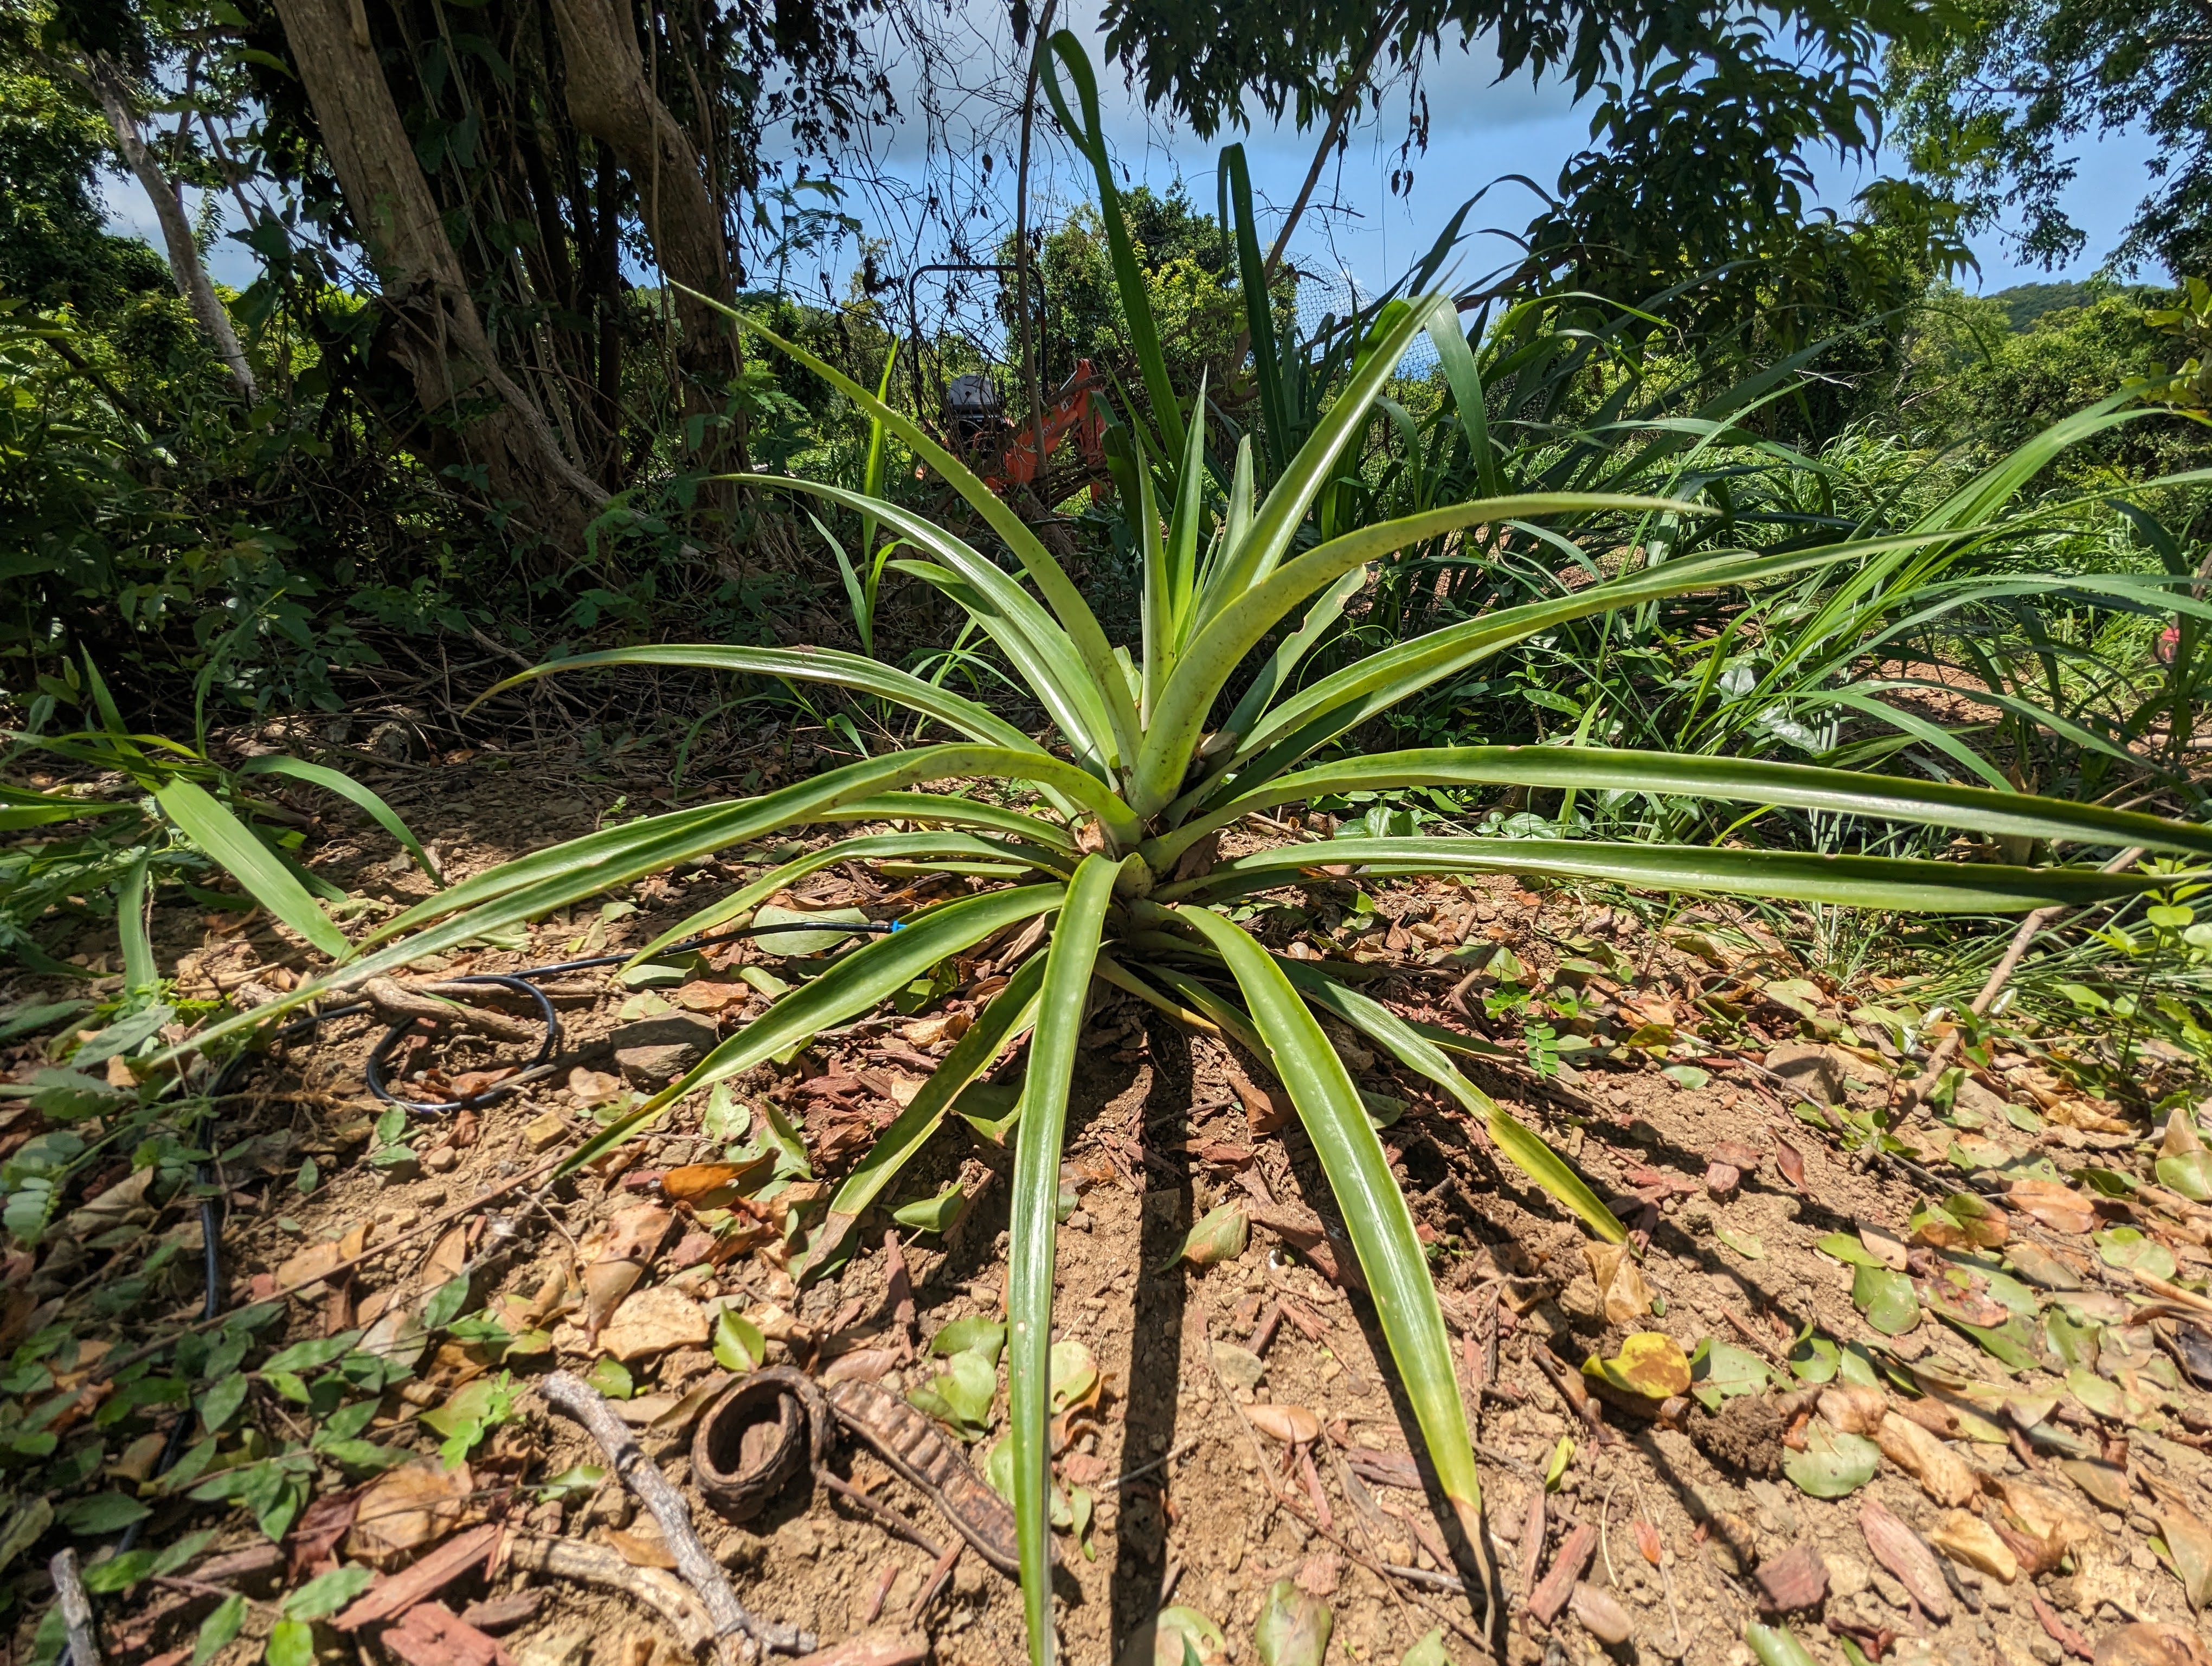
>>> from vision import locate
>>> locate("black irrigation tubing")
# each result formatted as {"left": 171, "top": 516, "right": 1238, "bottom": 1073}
{"left": 70, "top": 915, "right": 907, "bottom": 1635}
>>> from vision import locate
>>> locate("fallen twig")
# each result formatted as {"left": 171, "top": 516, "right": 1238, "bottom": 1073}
{"left": 541, "top": 1372, "right": 811, "bottom": 1660}
{"left": 506, "top": 1536, "right": 716, "bottom": 1652}
{"left": 364, "top": 976, "right": 538, "bottom": 1043}
{"left": 52, "top": 1548, "right": 101, "bottom": 1666}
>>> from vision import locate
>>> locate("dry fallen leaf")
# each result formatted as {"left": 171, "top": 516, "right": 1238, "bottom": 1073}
{"left": 1930, "top": 1509, "right": 2018, "bottom": 1583}
{"left": 1861, "top": 1496, "right": 1952, "bottom": 1622}
{"left": 605, "top": 1526, "right": 680, "bottom": 1569}
{"left": 1816, "top": 1385, "right": 1889, "bottom": 1436}
{"left": 599, "top": 1286, "right": 708, "bottom": 1362}
{"left": 1773, "top": 1138, "right": 1809, "bottom": 1194}
{"left": 1876, "top": 1412, "right": 1979, "bottom": 1507}
{"left": 344, "top": 1459, "right": 474, "bottom": 1568}
{"left": 567, "top": 1066, "right": 623, "bottom": 1104}
{"left": 659, "top": 1158, "right": 773, "bottom": 1206}
{"left": 1632, "top": 1520, "right": 1662, "bottom": 1567}
{"left": 1248, "top": 1404, "right": 1322, "bottom": 1445}
{"left": 2007, "top": 1179, "right": 2099, "bottom": 1235}
{"left": 2091, "top": 1623, "right": 2212, "bottom": 1666}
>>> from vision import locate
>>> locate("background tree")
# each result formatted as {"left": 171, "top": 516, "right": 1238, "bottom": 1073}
{"left": 1885, "top": 0, "right": 2212, "bottom": 276}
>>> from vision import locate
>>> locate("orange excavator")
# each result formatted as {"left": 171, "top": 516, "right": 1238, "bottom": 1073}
{"left": 943, "top": 360, "right": 1110, "bottom": 495}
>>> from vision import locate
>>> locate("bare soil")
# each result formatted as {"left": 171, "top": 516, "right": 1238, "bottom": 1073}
{"left": 8, "top": 739, "right": 2212, "bottom": 1666}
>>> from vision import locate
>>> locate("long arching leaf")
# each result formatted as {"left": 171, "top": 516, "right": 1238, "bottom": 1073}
{"left": 1144, "top": 746, "right": 2212, "bottom": 870}
{"left": 1168, "top": 837, "right": 2170, "bottom": 913}
{"left": 1167, "top": 904, "right": 1487, "bottom": 1556}
{"left": 1008, "top": 856, "right": 1120, "bottom": 1666}
{"left": 1275, "top": 959, "right": 1626, "bottom": 1243}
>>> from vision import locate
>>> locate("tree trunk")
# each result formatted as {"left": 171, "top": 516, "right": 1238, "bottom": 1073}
{"left": 269, "top": 0, "right": 606, "bottom": 551}
{"left": 82, "top": 59, "right": 256, "bottom": 399}
{"left": 546, "top": 0, "right": 742, "bottom": 483}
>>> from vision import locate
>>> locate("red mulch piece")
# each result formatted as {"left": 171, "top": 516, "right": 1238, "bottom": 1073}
{"left": 1527, "top": 1522, "right": 1598, "bottom": 1627}
{"left": 335, "top": 1525, "right": 502, "bottom": 1631}
{"left": 456, "top": 1593, "right": 541, "bottom": 1635}
{"left": 377, "top": 1603, "right": 514, "bottom": 1666}
{"left": 1754, "top": 1542, "right": 1829, "bottom": 1613}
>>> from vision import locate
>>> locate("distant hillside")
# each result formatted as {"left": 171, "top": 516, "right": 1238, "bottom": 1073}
{"left": 1983, "top": 279, "right": 2153, "bottom": 331}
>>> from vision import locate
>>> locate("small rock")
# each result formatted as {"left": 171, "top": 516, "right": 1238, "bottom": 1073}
{"left": 617, "top": 1042, "right": 705, "bottom": 1085}
{"left": 1828, "top": 1554, "right": 1871, "bottom": 1599}
{"left": 514, "top": 1628, "right": 593, "bottom": 1666}
{"left": 1067, "top": 1210, "right": 1091, "bottom": 1232}
{"left": 423, "top": 1146, "right": 459, "bottom": 1174}
{"left": 1930, "top": 1509, "right": 2019, "bottom": 1583}
{"left": 1569, "top": 1581, "right": 1635, "bottom": 1645}
{"left": 525, "top": 1112, "right": 569, "bottom": 1152}
{"left": 1764, "top": 1042, "right": 1848, "bottom": 1106}
{"left": 1754, "top": 1543, "right": 1828, "bottom": 1613}
{"left": 1213, "top": 1343, "right": 1266, "bottom": 1390}
{"left": 1705, "top": 1161, "right": 1742, "bottom": 1202}
{"left": 609, "top": 1012, "right": 721, "bottom": 1053}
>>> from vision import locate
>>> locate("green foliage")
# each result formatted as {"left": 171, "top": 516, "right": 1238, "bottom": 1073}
{"left": 1885, "top": 0, "right": 2212, "bottom": 273}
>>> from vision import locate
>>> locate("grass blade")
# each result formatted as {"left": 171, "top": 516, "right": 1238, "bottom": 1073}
{"left": 152, "top": 779, "right": 348, "bottom": 959}
{"left": 117, "top": 849, "right": 157, "bottom": 997}
{"left": 563, "top": 884, "right": 1069, "bottom": 1176}
{"left": 1275, "top": 958, "right": 1626, "bottom": 1243}
{"left": 236, "top": 755, "right": 442, "bottom": 883}
{"left": 1007, "top": 855, "right": 1119, "bottom": 1666}
{"left": 1168, "top": 905, "right": 1487, "bottom": 1556}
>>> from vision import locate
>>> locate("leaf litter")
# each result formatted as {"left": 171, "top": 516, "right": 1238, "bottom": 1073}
{"left": 10, "top": 753, "right": 2212, "bottom": 1666}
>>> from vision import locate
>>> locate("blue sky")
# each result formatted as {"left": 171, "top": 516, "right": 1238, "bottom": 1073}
{"left": 111, "top": 1, "right": 2165, "bottom": 304}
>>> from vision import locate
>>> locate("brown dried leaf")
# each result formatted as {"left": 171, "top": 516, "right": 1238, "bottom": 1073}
{"left": 2007, "top": 1179, "right": 2098, "bottom": 1235}
{"left": 343, "top": 1460, "right": 474, "bottom": 1569}
{"left": 1876, "top": 1412, "right": 1978, "bottom": 1506}
{"left": 1248, "top": 1404, "right": 1322, "bottom": 1445}
{"left": 605, "top": 1526, "right": 680, "bottom": 1569}
{"left": 1633, "top": 1520, "right": 1662, "bottom": 1568}
{"left": 1773, "top": 1138, "right": 1808, "bottom": 1194}
{"left": 1860, "top": 1496, "right": 1952, "bottom": 1622}
{"left": 1568, "top": 1581, "right": 1634, "bottom": 1645}
{"left": 1754, "top": 1543, "right": 1828, "bottom": 1613}
{"left": 1816, "top": 1385, "right": 1889, "bottom": 1436}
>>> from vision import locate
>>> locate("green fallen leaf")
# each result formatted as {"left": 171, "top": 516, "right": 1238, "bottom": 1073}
{"left": 266, "top": 1618, "right": 318, "bottom": 1666}
{"left": 587, "top": 1356, "right": 634, "bottom": 1399}
{"left": 1401, "top": 1631, "right": 1451, "bottom": 1666}
{"left": 1782, "top": 1418, "right": 1882, "bottom": 1498}
{"left": 282, "top": 1564, "right": 375, "bottom": 1620}
{"left": 892, "top": 1183, "right": 967, "bottom": 1234}
{"left": 195, "top": 1594, "right": 247, "bottom": 1666}
{"left": 2158, "top": 1151, "right": 2212, "bottom": 1203}
{"left": 1162, "top": 1202, "right": 1248, "bottom": 1271}
{"left": 712, "top": 1309, "right": 765, "bottom": 1372}
{"left": 1688, "top": 1339, "right": 1771, "bottom": 1411}
{"left": 1662, "top": 1065, "right": 1710, "bottom": 1091}
{"left": 930, "top": 1316, "right": 1007, "bottom": 1365}
{"left": 1815, "top": 1232, "right": 1888, "bottom": 1268}
{"left": 1050, "top": 1339, "right": 1099, "bottom": 1412}
{"left": 750, "top": 903, "right": 872, "bottom": 957}
{"left": 1851, "top": 1265, "right": 1920, "bottom": 1335}
{"left": 2097, "top": 1226, "right": 2178, "bottom": 1282}
{"left": 1253, "top": 1578, "right": 1333, "bottom": 1666}
{"left": 1714, "top": 1226, "right": 1765, "bottom": 1260}
{"left": 1788, "top": 1333, "right": 1840, "bottom": 1384}
{"left": 1544, "top": 1435, "right": 1575, "bottom": 1491}
{"left": 60, "top": 1493, "right": 150, "bottom": 1535}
